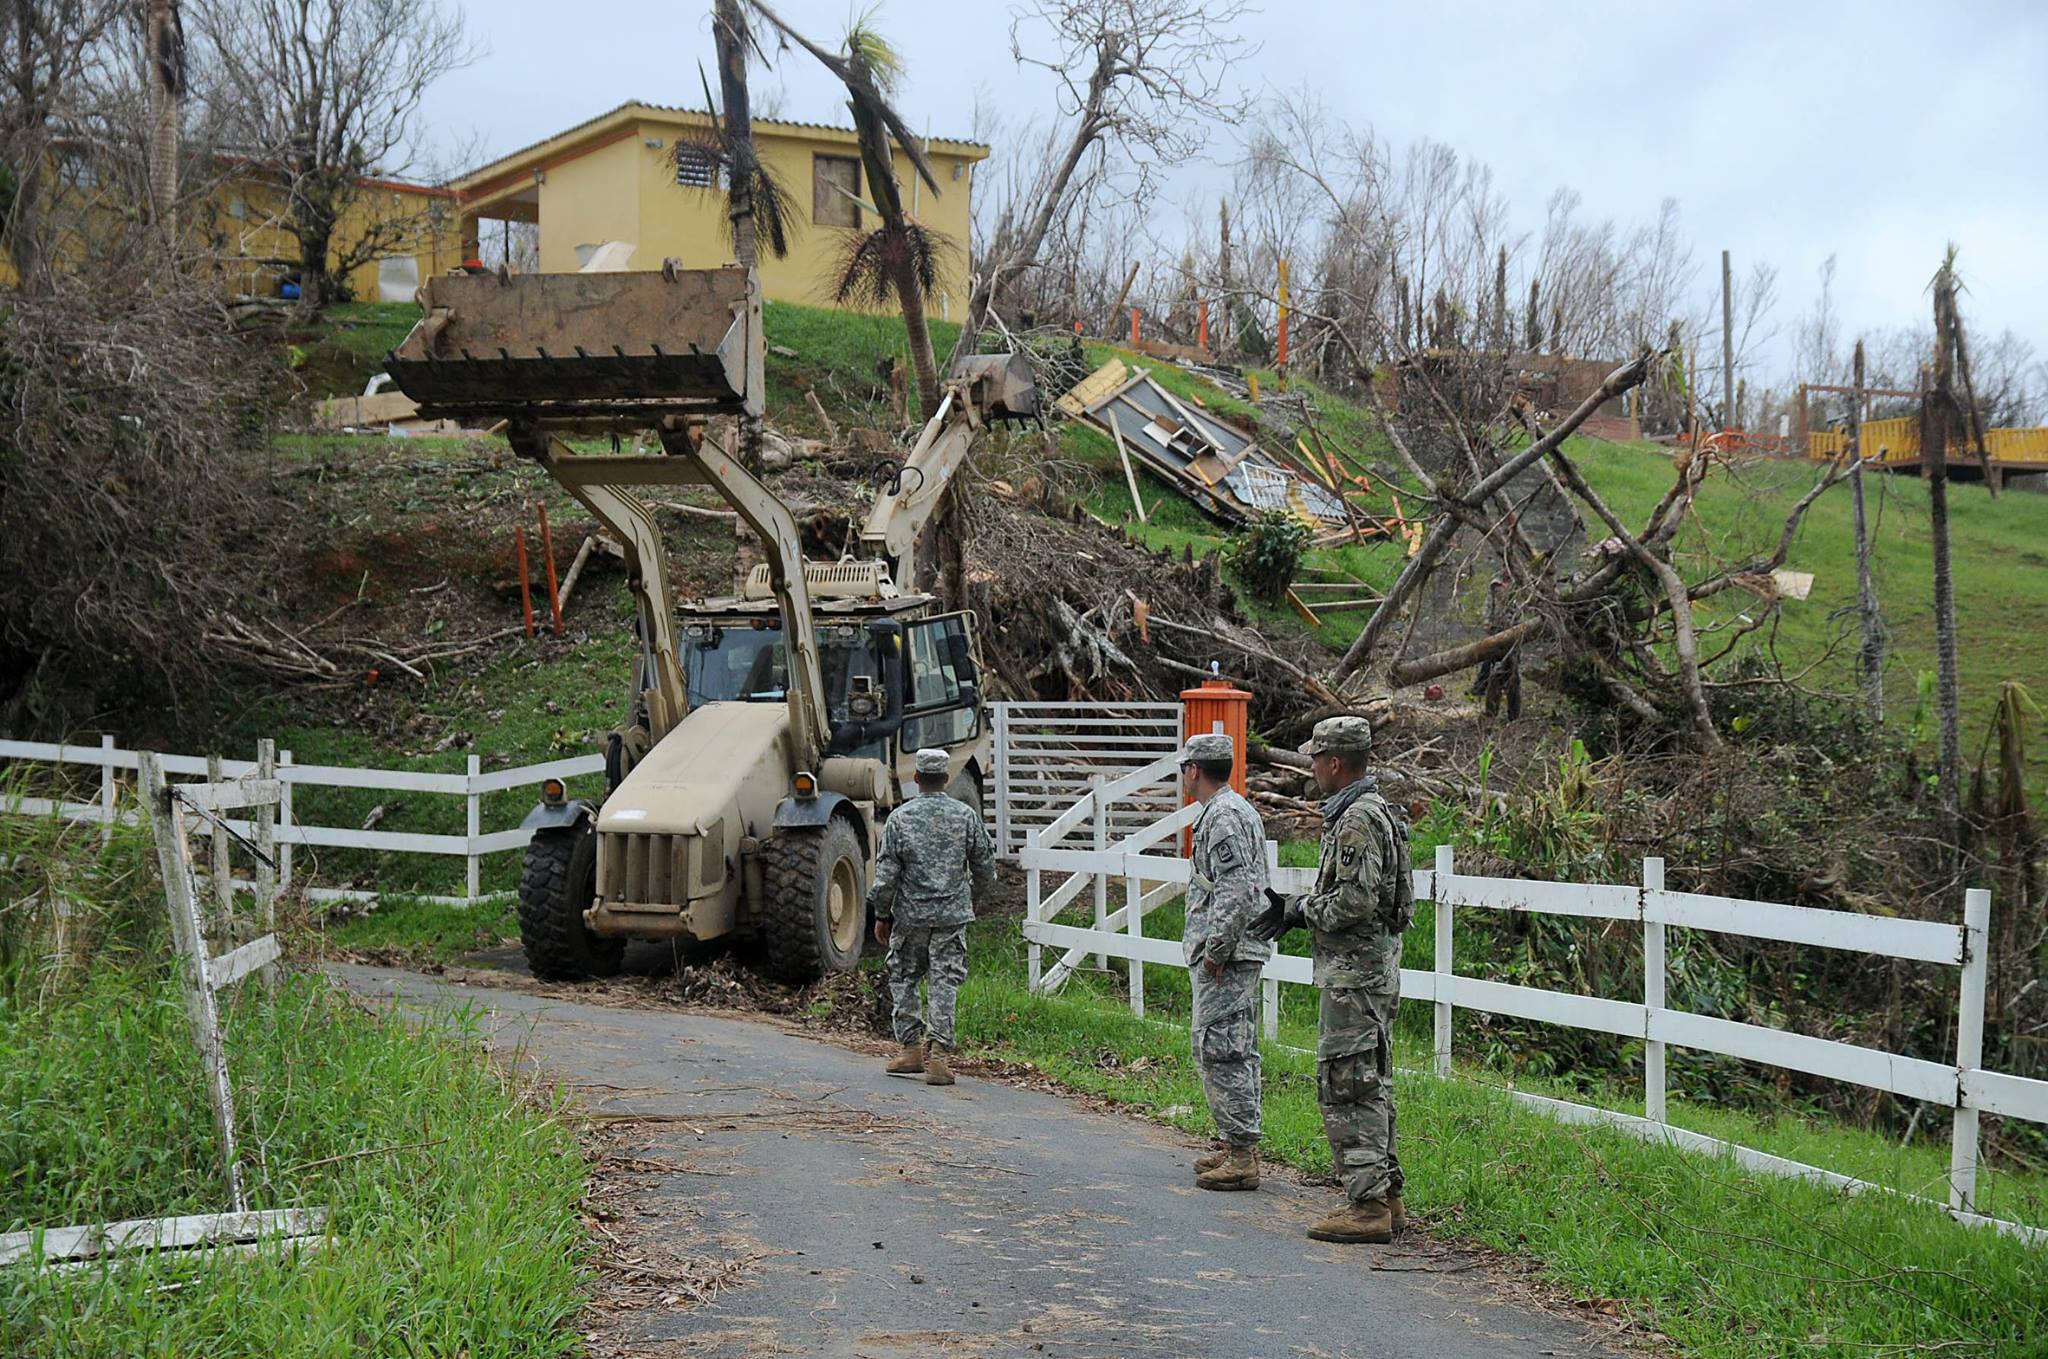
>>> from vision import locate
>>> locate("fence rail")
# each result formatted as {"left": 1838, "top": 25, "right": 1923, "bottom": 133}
{"left": 0, "top": 737, "right": 602, "bottom": 903}
{"left": 1018, "top": 758, "right": 2048, "bottom": 1245}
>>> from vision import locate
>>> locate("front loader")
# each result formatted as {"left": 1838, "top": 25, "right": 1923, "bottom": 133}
{"left": 385, "top": 266, "right": 1028, "bottom": 983}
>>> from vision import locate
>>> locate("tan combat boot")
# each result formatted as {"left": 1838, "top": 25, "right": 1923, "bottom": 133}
{"left": 1193, "top": 1142, "right": 1230, "bottom": 1175}
{"left": 1307, "top": 1198, "right": 1394, "bottom": 1244}
{"left": 924, "top": 1048, "right": 956, "bottom": 1086}
{"left": 1195, "top": 1147, "right": 1260, "bottom": 1191}
{"left": 1390, "top": 1195, "right": 1407, "bottom": 1235}
{"left": 885, "top": 1041, "right": 926, "bottom": 1076}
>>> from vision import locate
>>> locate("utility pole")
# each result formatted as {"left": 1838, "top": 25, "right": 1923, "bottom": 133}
{"left": 1720, "top": 249, "right": 1735, "bottom": 431}
{"left": 1848, "top": 339, "right": 1883, "bottom": 722}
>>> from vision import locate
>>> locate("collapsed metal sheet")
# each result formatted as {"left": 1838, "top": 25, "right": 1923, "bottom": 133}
{"left": 1075, "top": 366, "right": 1347, "bottom": 527}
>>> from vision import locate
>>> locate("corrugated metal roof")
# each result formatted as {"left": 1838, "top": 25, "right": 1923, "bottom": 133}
{"left": 456, "top": 100, "right": 987, "bottom": 189}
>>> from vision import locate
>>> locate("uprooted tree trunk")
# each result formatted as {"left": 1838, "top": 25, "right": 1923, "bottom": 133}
{"left": 1331, "top": 338, "right": 1859, "bottom": 750}
{"left": 1336, "top": 352, "right": 1657, "bottom": 678}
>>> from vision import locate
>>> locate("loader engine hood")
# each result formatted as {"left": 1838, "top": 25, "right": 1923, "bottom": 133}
{"left": 592, "top": 702, "right": 792, "bottom": 916}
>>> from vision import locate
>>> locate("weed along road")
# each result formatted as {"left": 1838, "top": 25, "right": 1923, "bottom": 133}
{"left": 332, "top": 965, "right": 1627, "bottom": 1359}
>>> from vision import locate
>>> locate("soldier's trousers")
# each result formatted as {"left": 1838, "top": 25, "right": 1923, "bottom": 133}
{"left": 887, "top": 923, "right": 968, "bottom": 1051}
{"left": 1318, "top": 985, "right": 1402, "bottom": 1204}
{"left": 1190, "top": 958, "right": 1264, "bottom": 1148}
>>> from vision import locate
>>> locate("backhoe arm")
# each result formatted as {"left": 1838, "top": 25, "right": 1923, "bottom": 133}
{"left": 858, "top": 351, "right": 1038, "bottom": 592}
{"left": 655, "top": 420, "right": 831, "bottom": 771}
{"left": 858, "top": 388, "right": 977, "bottom": 591}
{"left": 509, "top": 429, "right": 691, "bottom": 742}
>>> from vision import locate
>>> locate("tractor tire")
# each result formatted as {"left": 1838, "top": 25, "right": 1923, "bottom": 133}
{"left": 517, "top": 826, "right": 625, "bottom": 981}
{"left": 759, "top": 817, "right": 865, "bottom": 983}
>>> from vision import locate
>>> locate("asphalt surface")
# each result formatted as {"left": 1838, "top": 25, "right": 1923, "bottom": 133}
{"left": 333, "top": 964, "right": 1627, "bottom": 1359}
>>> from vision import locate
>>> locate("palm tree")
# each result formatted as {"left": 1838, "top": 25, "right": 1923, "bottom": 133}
{"left": 745, "top": 3, "right": 947, "bottom": 417}
{"left": 1922, "top": 245, "right": 1988, "bottom": 862}
{"left": 700, "top": 0, "right": 800, "bottom": 469}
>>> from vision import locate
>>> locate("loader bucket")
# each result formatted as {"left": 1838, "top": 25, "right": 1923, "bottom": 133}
{"left": 385, "top": 266, "right": 761, "bottom": 422}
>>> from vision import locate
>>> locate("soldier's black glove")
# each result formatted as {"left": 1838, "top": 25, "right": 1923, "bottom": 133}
{"left": 1249, "top": 888, "right": 1298, "bottom": 941}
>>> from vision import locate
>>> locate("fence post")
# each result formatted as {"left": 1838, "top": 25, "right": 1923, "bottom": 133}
{"left": 99, "top": 734, "right": 116, "bottom": 844}
{"left": 207, "top": 754, "right": 232, "bottom": 932}
{"left": 276, "top": 749, "right": 294, "bottom": 894}
{"left": 1125, "top": 872, "right": 1145, "bottom": 1018}
{"left": 256, "top": 741, "right": 277, "bottom": 934}
{"left": 1951, "top": 886, "right": 1991, "bottom": 1214}
{"left": 1026, "top": 824, "right": 1042, "bottom": 991}
{"left": 1262, "top": 842, "right": 1280, "bottom": 1042}
{"left": 1090, "top": 774, "right": 1108, "bottom": 968}
{"left": 1433, "top": 843, "right": 1454, "bottom": 1078}
{"left": 993, "top": 704, "right": 1011, "bottom": 858}
{"left": 465, "top": 754, "right": 482, "bottom": 900}
{"left": 1643, "top": 856, "right": 1667, "bottom": 1125}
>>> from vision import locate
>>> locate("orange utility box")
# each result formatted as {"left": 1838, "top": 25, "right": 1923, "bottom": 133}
{"left": 1181, "top": 675, "right": 1252, "bottom": 853}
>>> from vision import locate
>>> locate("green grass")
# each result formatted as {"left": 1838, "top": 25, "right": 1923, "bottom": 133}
{"left": 1563, "top": 440, "right": 2048, "bottom": 798}
{"left": 317, "top": 302, "right": 425, "bottom": 364}
{"left": 322, "top": 893, "right": 520, "bottom": 962}
{"left": 0, "top": 815, "right": 589, "bottom": 1357}
{"left": 932, "top": 911, "right": 2048, "bottom": 1357}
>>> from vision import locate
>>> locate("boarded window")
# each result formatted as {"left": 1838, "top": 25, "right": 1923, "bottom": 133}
{"left": 675, "top": 146, "right": 719, "bottom": 189}
{"left": 812, "top": 154, "right": 861, "bottom": 228}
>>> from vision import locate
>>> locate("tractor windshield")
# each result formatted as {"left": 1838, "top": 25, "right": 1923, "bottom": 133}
{"left": 682, "top": 623, "right": 881, "bottom": 724}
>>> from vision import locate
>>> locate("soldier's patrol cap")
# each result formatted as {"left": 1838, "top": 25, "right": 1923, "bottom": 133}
{"left": 1301, "top": 715, "right": 1372, "bottom": 756}
{"left": 1178, "top": 732, "right": 1235, "bottom": 766}
{"left": 914, "top": 748, "right": 950, "bottom": 776}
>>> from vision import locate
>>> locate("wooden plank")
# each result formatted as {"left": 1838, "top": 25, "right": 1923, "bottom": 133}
{"left": 1648, "top": 888, "right": 1963, "bottom": 965}
{"left": 1963, "top": 1068, "right": 2048, "bottom": 1123}
{"left": 467, "top": 753, "right": 606, "bottom": 795}
{"left": 1441, "top": 974, "right": 1648, "bottom": 1040}
{"left": 208, "top": 935, "right": 281, "bottom": 991}
{"left": 0, "top": 1208, "right": 327, "bottom": 1266}
{"left": 1651, "top": 1009, "right": 1957, "bottom": 1105}
{"left": 175, "top": 778, "right": 284, "bottom": 812}
{"left": 1284, "top": 589, "right": 1324, "bottom": 629}
{"left": 138, "top": 755, "right": 248, "bottom": 1214}
{"left": 1109, "top": 410, "right": 1149, "bottom": 523}
{"left": 1443, "top": 874, "right": 1642, "bottom": 921}
{"left": 281, "top": 764, "right": 471, "bottom": 795}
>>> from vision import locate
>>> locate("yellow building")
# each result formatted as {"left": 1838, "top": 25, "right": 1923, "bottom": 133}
{"left": 198, "top": 166, "right": 462, "bottom": 302}
{"left": 450, "top": 102, "right": 988, "bottom": 320}
{"left": 0, "top": 147, "right": 461, "bottom": 301}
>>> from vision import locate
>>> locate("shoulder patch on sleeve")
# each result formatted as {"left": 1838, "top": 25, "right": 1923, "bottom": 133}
{"left": 1215, "top": 837, "right": 1239, "bottom": 868}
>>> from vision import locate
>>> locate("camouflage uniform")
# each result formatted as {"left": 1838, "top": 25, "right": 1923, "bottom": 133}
{"left": 1299, "top": 720, "right": 1406, "bottom": 1207}
{"left": 867, "top": 755, "right": 994, "bottom": 1053}
{"left": 1181, "top": 734, "right": 1272, "bottom": 1149}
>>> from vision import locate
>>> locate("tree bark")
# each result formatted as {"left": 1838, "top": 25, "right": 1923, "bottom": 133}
{"left": 1848, "top": 340, "right": 1883, "bottom": 723}
{"left": 713, "top": 0, "right": 764, "bottom": 471}
{"left": 146, "top": 0, "right": 180, "bottom": 255}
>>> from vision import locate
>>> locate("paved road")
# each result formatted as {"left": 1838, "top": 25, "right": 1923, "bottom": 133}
{"left": 334, "top": 965, "right": 1625, "bottom": 1359}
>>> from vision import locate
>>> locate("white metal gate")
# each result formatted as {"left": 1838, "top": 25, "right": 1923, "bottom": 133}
{"left": 988, "top": 701, "right": 1183, "bottom": 860}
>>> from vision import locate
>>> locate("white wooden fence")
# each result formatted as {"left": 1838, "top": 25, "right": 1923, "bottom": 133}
{"left": 1019, "top": 748, "right": 2048, "bottom": 1245}
{"left": 0, "top": 737, "right": 604, "bottom": 903}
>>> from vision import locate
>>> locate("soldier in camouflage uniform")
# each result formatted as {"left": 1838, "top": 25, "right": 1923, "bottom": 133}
{"left": 868, "top": 748, "right": 995, "bottom": 1087}
{"left": 1253, "top": 715, "right": 1411, "bottom": 1243}
{"left": 1179, "top": 732, "right": 1272, "bottom": 1191}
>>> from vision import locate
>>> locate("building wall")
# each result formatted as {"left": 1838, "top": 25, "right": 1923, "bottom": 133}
{"left": 536, "top": 136, "right": 644, "bottom": 273}
{"left": 512, "top": 111, "right": 981, "bottom": 317}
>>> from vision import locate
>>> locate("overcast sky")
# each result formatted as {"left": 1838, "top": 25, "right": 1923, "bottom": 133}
{"left": 419, "top": 1, "right": 2048, "bottom": 379}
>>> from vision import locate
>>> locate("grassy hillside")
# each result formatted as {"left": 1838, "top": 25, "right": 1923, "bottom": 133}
{"left": 268, "top": 300, "right": 2046, "bottom": 818}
